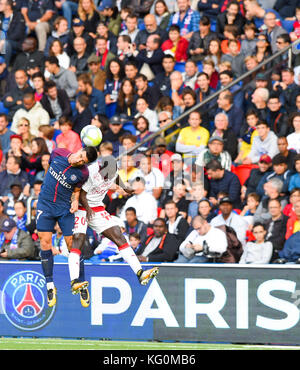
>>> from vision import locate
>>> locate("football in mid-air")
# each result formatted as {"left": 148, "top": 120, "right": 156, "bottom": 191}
{"left": 80, "top": 125, "right": 102, "bottom": 147}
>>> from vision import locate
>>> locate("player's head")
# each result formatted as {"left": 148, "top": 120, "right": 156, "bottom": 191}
{"left": 69, "top": 147, "right": 98, "bottom": 166}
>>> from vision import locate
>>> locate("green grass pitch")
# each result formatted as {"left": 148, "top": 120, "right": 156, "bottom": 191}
{"left": 0, "top": 337, "right": 299, "bottom": 350}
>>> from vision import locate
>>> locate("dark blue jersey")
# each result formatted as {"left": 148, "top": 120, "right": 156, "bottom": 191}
{"left": 38, "top": 148, "right": 89, "bottom": 205}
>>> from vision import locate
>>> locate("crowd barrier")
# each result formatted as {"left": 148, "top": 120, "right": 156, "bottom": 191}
{"left": 1, "top": 261, "right": 300, "bottom": 345}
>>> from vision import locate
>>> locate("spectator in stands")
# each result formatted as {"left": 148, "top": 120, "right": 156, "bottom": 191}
{"left": 181, "top": 59, "right": 198, "bottom": 90}
{"left": 239, "top": 222, "right": 273, "bottom": 264}
{"left": 102, "top": 115, "right": 132, "bottom": 157}
{"left": 124, "top": 207, "right": 148, "bottom": 244}
{"left": 262, "top": 11, "right": 288, "bottom": 53}
{"left": 175, "top": 111, "right": 210, "bottom": 159}
{"left": 134, "top": 115, "right": 153, "bottom": 150}
{"left": 15, "top": 118, "right": 34, "bottom": 154}
{"left": 0, "top": 0, "right": 26, "bottom": 65}
{"left": 210, "top": 196, "right": 248, "bottom": 246}
{"left": 168, "top": 0, "right": 200, "bottom": 40}
{"left": 216, "top": 0, "right": 245, "bottom": 39}
{"left": 274, "top": 68, "right": 300, "bottom": 114}
{"left": 55, "top": 116, "right": 82, "bottom": 153}
{"left": 161, "top": 25, "right": 189, "bottom": 62}
{"left": 164, "top": 199, "right": 189, "bottom": 243}
{"left": 187, "top": 182, "right": 206, "bottom": 223}
{"left": 77, "top": 73, "right": 105, "bottom": 116}
{"left": 21, "top": 0, "right": 55, "bottom": 52}
{"left": 136, "top": 217, "right": 180, "bottom": 262}
{"left": 40, "top": 80, "right": 72, "bottom": 124}
{"left": 77, "top": 0, "right": 100, "bottom": 34}
{"left": 264, "top": 198, "right": 289, "bottom": 261}
{"left": 0, "top": 218, "right": 35, "bottom": 260}
{"left": 216, "top": 90, "right": 244, "bottom": 136}
{"left": 135, "top": 13, "right": 167, "bottom": 50}
{"left": 46, "top": 38, "right": 71, "bottom": 71}
{"left": 44, "top": 16, "right": 70, "bottom": 57}
{"left": 11, "top": 92, "right": 50, "bottom": 137}
{"left": 175, "top": 214, "right": 227, "bottom": 263}
{"left": 195, "top": 136, "right": 232, "bottom": 171}
{"left": 285, "top": 193, "right": 300, "bottom": 237}
{"left": 134, "top": 97, "right": 158, "bottom": 132}
{"left": 243, "top": 121, "right": 280, "bottom": 164}
{"left": 116, "top": 77, "right": 138, "bottom": 120}
{"left": 206, "top": 160, "right": 241, "bottom": 209}
{"left": 4, "top": 69, "right": 33, "bottom": 121}
{"left": 241, "top": 154, "right": 273, "bottom": 201}
{"left": 250, "top": 87, "right": 269, "bottom": 122}
{"left": 287, "top": 113, "right": 300, "bottom": 153}
{"left": 254, "top": 177, "right": 288, "bottom": 223}
{"left": 72, "top": 93, "right": 93, "bottom": 135}
{"left": 211, "top": 112, "right": 238, "bottom": 161}
{"left": 12, "top": 36, "right": 45, "bottom": 73}
{"left": 67, "top": 18, "right": 93, "bottom": 56}
{"left": 0, "top": 155, "right": 29, "bottom": 196}
{"left": 256, "top": 153, "right": 292, "bottom": 197}
{"left": 134, "top": 34, "right": 165, "bottom": 79}
{"left": 289, "top": 154, "right": 300, "bottom": 191}
{"left": 266, "top": 93, "right": 289, "bottom": 137}
{"left": 120, "top": 177, "right": 158, "bottom": 225}
{"left": 69, "top": 36, "right": 89, "bottom": 76}
{"left": 135, "top": 73, "right": 160, "bottom": 110}
{"left": 187, "top": 16, "right": 216, "bottom": 63}
{"left": 87, "top": 54, "right": 106, "bottom": 92}
{"left": 277, "top": 136, "right": 297, "bottom": 171}
{"left": 0, "top": 114, "right": 14, "bottom": 155}
{"left": 120, "top": 13, "right": 139, "bottom": 43}
{"left": 160, "top": 179, "right": 190, "bottom": 219}
{"left": 153, "top": 0, "right": 171, "bottom": 29}
{"left": 46, "top": 56, "right": 78, "bottom": 98}
{"left": 135, "top": 155, "right": 165, "bottom": 200}
{"left": 153, "top": 54, "right": 175, "bottom": 98}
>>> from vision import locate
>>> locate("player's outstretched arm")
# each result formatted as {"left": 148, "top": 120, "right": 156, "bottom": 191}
{"left": 115, "top": 175, "right": 134, "bottom": 196}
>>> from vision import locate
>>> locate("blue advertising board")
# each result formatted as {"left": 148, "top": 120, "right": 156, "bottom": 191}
{"left": 2, "top": 261, "right": 300, "bottom": 345}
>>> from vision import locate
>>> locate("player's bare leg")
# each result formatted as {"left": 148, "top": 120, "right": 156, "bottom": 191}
{"left": 39, "top": 231, "right": 57, "bottom": 307}
{"left": 102, "top": 226, "right": 159, "bottom": 285}
{"left": 68, "top": 233, "right": 90, "bottom": 307}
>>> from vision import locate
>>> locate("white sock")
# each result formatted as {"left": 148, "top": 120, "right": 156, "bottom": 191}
{"left": 46, "top": 282, "right": 54, "bottom": 290}
{"left": 68, "top": 249, "right": 81, "bottom": 281}
{"left": 119, "top": 244, "right": 142, "bottom": 274}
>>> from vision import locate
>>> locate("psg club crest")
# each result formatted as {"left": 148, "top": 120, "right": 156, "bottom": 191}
{"left": 1, "top": 270, "right": 55, "bottom": 331}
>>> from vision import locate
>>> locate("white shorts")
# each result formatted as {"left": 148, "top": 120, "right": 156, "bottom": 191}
{"left": 74, "top": 206, "right": 120, "bottom": 235}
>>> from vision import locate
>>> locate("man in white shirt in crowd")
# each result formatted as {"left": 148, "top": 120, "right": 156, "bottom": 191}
{"left": 210, "top": 196, "right": 248, "bottom": 246}
{"left": 175, "top": 215, "right": 228, "bottom": 263}
{"left": 120, "top": 176, "right": 158, "bottom": 225}
{"left": 134, "top": 155, "right": 165, "bottom": 200}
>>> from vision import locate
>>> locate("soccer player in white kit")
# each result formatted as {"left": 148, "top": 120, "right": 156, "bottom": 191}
{"left": 68, "top": 155, "right": 159, "bottom": 307}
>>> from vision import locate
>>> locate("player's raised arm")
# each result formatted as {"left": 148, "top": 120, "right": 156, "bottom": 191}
{"left": 115, "top": 174, "right": 134, "bottom": 195}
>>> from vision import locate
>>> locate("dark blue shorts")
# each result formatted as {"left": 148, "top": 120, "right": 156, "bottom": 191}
{"left": 36, "top": 199, "right": 75, "bottom": 236}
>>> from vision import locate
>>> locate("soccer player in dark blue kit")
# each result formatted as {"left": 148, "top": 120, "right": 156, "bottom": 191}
{"left": 36, "top": 146, "right": 98, "bottom": 307}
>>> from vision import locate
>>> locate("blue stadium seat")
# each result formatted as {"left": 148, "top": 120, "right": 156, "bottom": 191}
{"left": 105, "top": 102, "right": 117, "bottom": 118}
{"left": 123, "top": 121, "right": 136, "bottom": 134}
{"left": 0, "top": 101, "right": 9, "bottom": 115}
{"left": 174, "top": 62, "right": 186, "bottom": 72}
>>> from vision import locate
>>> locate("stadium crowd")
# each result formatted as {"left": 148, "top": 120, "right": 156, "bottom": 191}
{"left": 0, "top": 0, "right": 300, "bottom": 265}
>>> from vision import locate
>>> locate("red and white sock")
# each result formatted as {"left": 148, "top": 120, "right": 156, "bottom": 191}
{"left": 68, "top": 248, "right": 81, "bottom": 281}
{"left": 118, "top": 243, "right": 142, "bottom": 274}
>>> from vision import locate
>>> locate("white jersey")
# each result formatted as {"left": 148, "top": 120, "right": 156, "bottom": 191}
{"left": 82, "top": 161, "right": 117, "bottom": 208}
